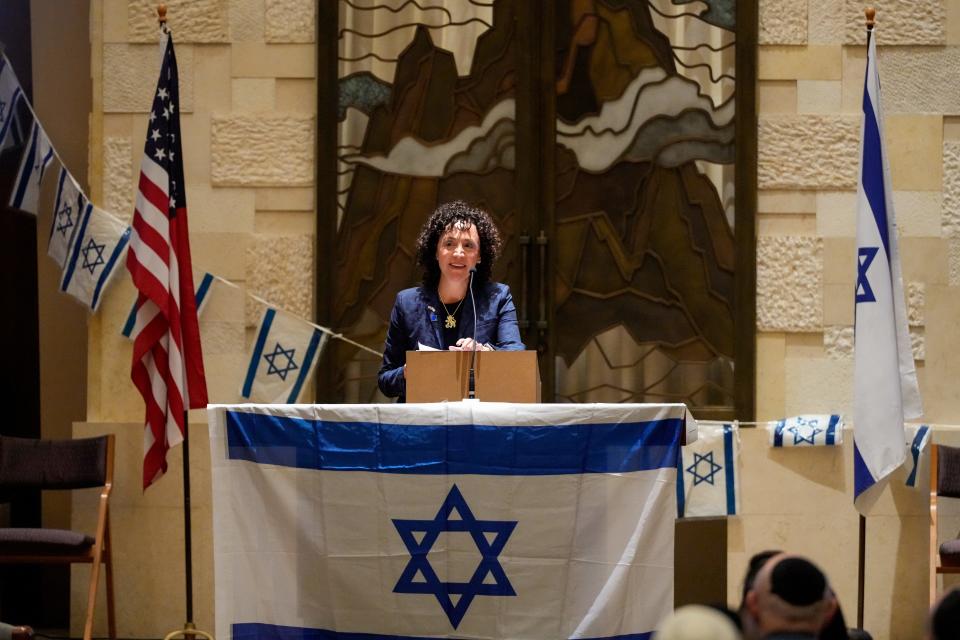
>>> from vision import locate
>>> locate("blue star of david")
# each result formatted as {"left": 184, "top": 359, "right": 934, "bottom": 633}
{"left": 856, "top": 247, "right": 879, "bottom": 303}
{"left": 393, "top": 484, "right": 517, "bottom": 629}
{"left": 263, "top": 342, "right": 298, "bottom": 380}
{"left": 56, "top": 203, "right": 74, "bottom": 237}
{"left": 686, "top": 451, "right": 722, "bottom": 486}
{"left": 788, "top": 425, "right": 823, "bottom": 445}
{"left": 81, "top": 238, "right": 105, "bottom": 274}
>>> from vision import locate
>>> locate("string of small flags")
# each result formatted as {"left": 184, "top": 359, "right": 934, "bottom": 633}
{"left": 1, "top": 52, "right": 382, "bottom": 405}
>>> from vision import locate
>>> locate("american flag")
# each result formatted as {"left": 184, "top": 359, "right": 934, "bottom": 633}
{"left": 126, "top": 34, "right": 207, "bottom": 489}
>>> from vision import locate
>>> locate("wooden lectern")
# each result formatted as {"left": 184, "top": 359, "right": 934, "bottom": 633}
{"left": 405, "top": 350, "right": 541, "bottom": 402}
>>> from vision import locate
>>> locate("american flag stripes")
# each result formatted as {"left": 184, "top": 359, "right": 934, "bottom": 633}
{"left": 126, "top": 34, "right": 207, "bottom": 489}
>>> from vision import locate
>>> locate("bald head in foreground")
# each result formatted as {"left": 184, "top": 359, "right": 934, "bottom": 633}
{"left": 743, "top": 554, "right": 837, "bottom": 639}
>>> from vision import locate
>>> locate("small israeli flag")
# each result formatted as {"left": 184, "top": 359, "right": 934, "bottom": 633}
{"left": 904, "top": 424, "right": 931, "bottom": 490}
{"left": 677, "top": 422, "right": 739, "bottom": 517}
{"left": 9, "top": 121, "right": 55, "bottom": 214}
{"left": 241, "top": 308, "right": 327, "bottom": 403}
{"left": 122, "top": 272, "right": 215, "bottom": 339}
{"left": 60, "top": 205, "right": 131, "bottom": 312}
{"left": 0, "top": 55, "right": 25, "bottom": 151}
{"left": 769, "top": 415, "right": 843, "bottom": 447}
{"left": 48, "top": 168, "right": 88, "bottom": 267}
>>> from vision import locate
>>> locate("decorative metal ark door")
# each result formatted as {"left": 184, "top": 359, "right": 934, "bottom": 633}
{"left": 321, "top": 0, "right": 754, "bottom": 416}
{"left": 547, "top": 0, "right": 745, "bottom": 414}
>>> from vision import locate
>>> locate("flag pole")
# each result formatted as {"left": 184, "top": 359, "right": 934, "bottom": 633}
{"left": 856, "top": 9, "right": 875, "bottom": 632}
{"left": 156, "top": 5, "right": 211, "bottom": 640}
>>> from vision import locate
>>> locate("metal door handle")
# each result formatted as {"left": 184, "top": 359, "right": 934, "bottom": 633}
{"left": 518, "top": 234, "right": 530, "bottom": 330}
{"left": 536, "top": 230, "right": 547, "bottom": 330}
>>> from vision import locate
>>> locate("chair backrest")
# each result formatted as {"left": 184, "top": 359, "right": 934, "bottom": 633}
{"left": 0, "top": 435, "right": 109, "bottom": 490}
{"left": 937, "top": 444, "right": 960, "bottom": 499}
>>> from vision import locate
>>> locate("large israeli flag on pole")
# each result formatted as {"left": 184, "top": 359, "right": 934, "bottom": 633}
{"left": 209, "top": 403, "right": 683, "bottom": 640}
{"left": 853, "top": 27, "right": 923, "bottom": 513}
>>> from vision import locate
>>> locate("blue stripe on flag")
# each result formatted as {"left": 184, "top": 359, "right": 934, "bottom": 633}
{"left": 241, "top": 308, "right": 276, "bottom": 398}
{"left": 195, "top": 272, "right": 214, "bottom": 312}
{"left": 121, "top": 298, "right": 138, "bottom": 338}
{"left": 773, "top": 421, "right": 785, "bottom": 447}
{"left": 675, "top": 445, "right": 686, "bottom": 518}
{"left": 825, "top": 414, "right": 839, "bottom": 446}
{"left": 723, "top": 424, "right": 736, "bottom": 515}
{"left": 861, "top": 53, "right": 890, "bottom": 260}
{"left": 231, "top": 623, "right": 654, "bottom": 640}
{"left": 0, "top": 88, "right": 21, "bottom": 144}
{"left": 10, "top": 123, "right": 38, "bottom": 208}
{"left": 854, "top": 443, "right": 874, "bottom": 500}
{"left": 49, "top": 169, "right": 67, "bottom": 243}
{"left": 224, "top": 410, "right": 683, "bottom": 475}
{"left": 287, "top": 329, "right": 321, "bottom": 403}
{"left": 91, "top": 225, "right": 131, "bottom": 310}
{"left": 905, "top": 425, "right": 930, "bottom": 487}
{"left": 60, "top": 203, "right": 93, "bottom": 291}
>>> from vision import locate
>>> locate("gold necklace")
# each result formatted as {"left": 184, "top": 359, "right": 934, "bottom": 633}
{"left": 439, "top": 297, "right": 464, "bottom": 329}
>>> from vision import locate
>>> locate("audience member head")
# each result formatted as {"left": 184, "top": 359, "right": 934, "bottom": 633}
{"left": 928, "top": 586, "right": 960, "bottom": 640}
{"left": 740, "top": 549, "right": 782, "bottom": 608}
{"left": 743, "top": 554, "right": 837, "bottom": 637}
{"left": 655, "top": 605, "right": 742, "bottom": 640}
{"left": 738, "top": 549, "right": 781, "bottom": 640}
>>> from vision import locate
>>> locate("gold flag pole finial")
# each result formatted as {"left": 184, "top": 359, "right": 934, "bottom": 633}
{"left": 158, "top": 4, "right": 168, "bottom": 27}
{"left": 865, "top": 6, "right": 876, "bottom": 31}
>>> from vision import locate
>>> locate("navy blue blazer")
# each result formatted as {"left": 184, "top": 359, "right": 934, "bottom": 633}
{"left": 378, "top": 282, "right": 525, "bottom": 401}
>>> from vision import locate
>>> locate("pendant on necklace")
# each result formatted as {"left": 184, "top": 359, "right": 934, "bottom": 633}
{"left": 445, "top": 315, "right": 457, "bottom": 329}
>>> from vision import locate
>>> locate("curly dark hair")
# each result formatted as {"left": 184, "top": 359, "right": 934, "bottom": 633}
{"left": 415, "top": 200, "right": 503, "bottom": 289}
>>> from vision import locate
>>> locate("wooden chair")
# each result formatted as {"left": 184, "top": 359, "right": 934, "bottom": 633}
{"left": 929, "top": 443, "right": 960, "bottom": 606}
{"left": 0, "top": 435, "right": 115, "bottom": 640}
{"left": 0, "top": 624, "right": 34, "bottom": 640}
{"left": 0, "top": 622, "right": 33, "bottom": 640}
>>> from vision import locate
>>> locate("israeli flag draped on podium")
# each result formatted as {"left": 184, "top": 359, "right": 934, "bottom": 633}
{"left": 853, "top": 27, "right": 923, "bottom": 513}
{"left": 209, "top": 403, "right": 683, "bottom": 640}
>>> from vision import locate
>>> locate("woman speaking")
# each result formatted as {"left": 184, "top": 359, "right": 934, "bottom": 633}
{"left": 378, "top": 201, "right": 525, "bottom": 401}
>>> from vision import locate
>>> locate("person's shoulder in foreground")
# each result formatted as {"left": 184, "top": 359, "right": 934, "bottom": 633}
{"left": 655, "top": 604, "right": 741, "bottom": 640}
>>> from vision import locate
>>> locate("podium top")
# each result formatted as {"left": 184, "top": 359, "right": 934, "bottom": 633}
{"left": 405, "top": 349, "right": 541, "bottom": 404}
